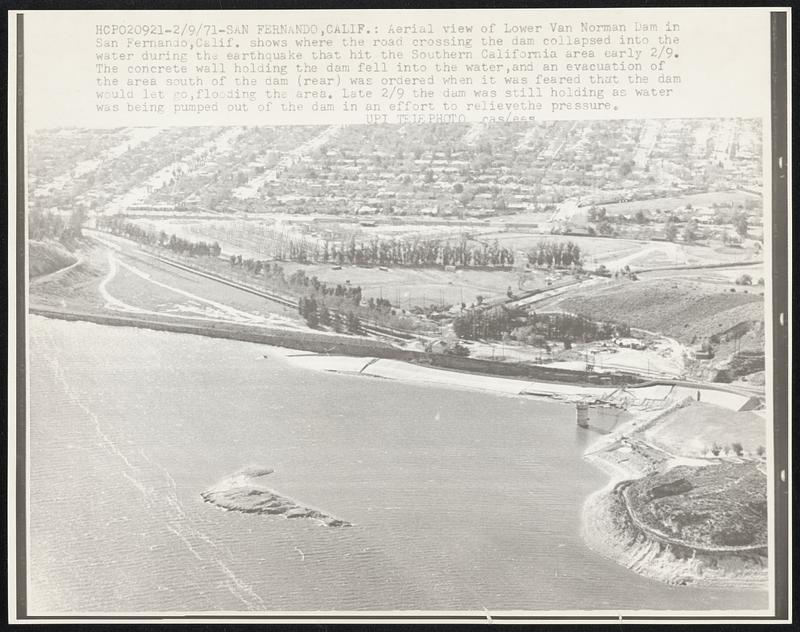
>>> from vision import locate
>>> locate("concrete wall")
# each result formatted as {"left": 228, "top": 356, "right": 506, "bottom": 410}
{"left": 29, "top": 307, "right": 643, "bottom": 386}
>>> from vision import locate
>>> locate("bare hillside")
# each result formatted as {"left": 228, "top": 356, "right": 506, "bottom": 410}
{"left": 553, "top": 278, "right": 763, "bottom": 344}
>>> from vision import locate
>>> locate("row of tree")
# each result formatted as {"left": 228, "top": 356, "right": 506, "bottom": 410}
{"left": 316, "top": 236, "right": 517, "bottom": 268}
{"left": 527, "top": 240, "right": 583, "bottom": 268}
{"left": 97, "top": 216, "right": 222, "bottom": 258}
{"left": 297, "top": 296, "right": 361, "bottom": 333}
{"left": 303, "top": 236, "right": 583, "bottom": 269}
{"left": 95, "top": 216, "right": 420, "bottom": 333}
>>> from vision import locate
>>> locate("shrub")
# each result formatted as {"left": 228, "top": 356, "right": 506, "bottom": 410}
{"left": 731, "top": 442, "right": 744, "bottom": 456}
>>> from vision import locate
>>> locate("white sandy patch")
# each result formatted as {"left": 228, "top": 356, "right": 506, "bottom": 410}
{"left": 97, "top": 250, "right": 305, "bottom": 332}
{"left": 671, "top": 386, "right": 752, "bottom": 411}
{"left": 286, "top": 355, "right": 376, "bottom": 374}
{"left": 114, "top": 256, "right": 264, "bottom": 324}
{"left": 279, "top": 352, "right": 618, "bottom": 400}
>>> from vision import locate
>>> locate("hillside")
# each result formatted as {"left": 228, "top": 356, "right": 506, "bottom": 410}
{"left": 553, "top": 278, "right": 763, "bottom": 344}
{"left": 28, "top": 240, "right": 78, "bottom": 279}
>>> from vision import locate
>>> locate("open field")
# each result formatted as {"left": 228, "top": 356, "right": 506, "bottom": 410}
{"left": 277, "top": 260, "right": 549, "bottom": 309}
{"left": 134, "top": 216, "right": 762, "bottom": 280}
{"left": 598, "top": 191, "right": 761, "bottom": 216}
{"left": 642, "top": 264, "right": 766, "bottom": 285}
{"left": 643, "top": 402, "right": 766, "bottom": 458}
{"left": 679, "top": 242, "right": 763, "bottom": 267}
{"left": 547, "top": 277, "right": 764, "bottom": 344}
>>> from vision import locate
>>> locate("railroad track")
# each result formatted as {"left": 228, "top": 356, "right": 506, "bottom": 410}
{"left": 131, "top": 249, "right": 415, "bottom": 341}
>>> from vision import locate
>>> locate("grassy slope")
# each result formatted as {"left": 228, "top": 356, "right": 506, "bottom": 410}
{"left": 28, "top": 240, "right": 78, "bottom": 278}
{"left": 28, "top": 244, "right": 107, "bottom": 309}
{"left": 554, "top": 278, "right": 763, "bottom": 344}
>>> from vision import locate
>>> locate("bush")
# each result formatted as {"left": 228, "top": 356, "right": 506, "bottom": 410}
{"left": 731, "top": 442, "right": 743, "bottom": 456}
{"left": 735, "top": 274, "right": 753, "bottom": 286}
{"left": 447, "top": 342, "right": 470, "bottom": 357}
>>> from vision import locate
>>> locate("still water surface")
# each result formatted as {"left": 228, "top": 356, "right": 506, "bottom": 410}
{"left": 27, "top": 317, "right": 768, "bottom": 613}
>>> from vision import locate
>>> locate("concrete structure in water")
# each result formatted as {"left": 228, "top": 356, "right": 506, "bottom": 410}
{"left": 576, "top": 402, "right": 590, "bottom": 428}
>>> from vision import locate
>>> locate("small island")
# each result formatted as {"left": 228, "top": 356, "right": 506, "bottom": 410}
{"left": 202, "top": 467, "right": 352, "bottom": 528}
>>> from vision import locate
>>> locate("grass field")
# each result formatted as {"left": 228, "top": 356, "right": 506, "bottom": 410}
{"left": 599, "top": 191, "right": 762, "bottom": 216}
{"left": 644, "top": 402, "right": 766, "bottom": 458}
{"left": 277, "top": 260, "right": 547, "bottom": 309}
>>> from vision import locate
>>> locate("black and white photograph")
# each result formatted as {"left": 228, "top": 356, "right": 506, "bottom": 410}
{"left": 8, "top": 6, "right": 790, "bottom": 624}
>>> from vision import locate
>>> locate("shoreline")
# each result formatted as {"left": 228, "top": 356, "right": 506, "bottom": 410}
{"left": 580, "top": 401, "right": 769, "bottom": 590}
{"left": 29, "top": 307, "right": 758, "bottom": 408}
{"left": 30, "top": 311, "right": 768, "bottom": 590}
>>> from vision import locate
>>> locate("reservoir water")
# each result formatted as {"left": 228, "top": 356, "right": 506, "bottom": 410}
{"left": 26, "top": 317, "right": 768, "bottom": 613}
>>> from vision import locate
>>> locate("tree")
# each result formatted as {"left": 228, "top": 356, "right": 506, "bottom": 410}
{"left": 69, "top": 208, "right": 86, "bottom": 238}
{"left": 735, "top": 274, "right": 753, "bottom": 286}
{"left": 446, "top": 341, "right": 470, "bottom": 357}
{"left": 346, "top": 312, "right": 361, "bottom": 334}
{"left": 665, "top": 220, "right": 678, "bottom": 242}
{"left": 734, "top": 212, "right": 748, "bottom": 239}
{"left": 318, "top": 305, "right": 331, "bottom": 326}
{"left": 298, "top": 296, "right": 319, "bottom": 327}
{"left": 458, "top": 191, "right": 473, "bottom": 217}
{"left": 682, "top": 219, "right": 698, "bottom": 242}
{"left": 634, "top": 209, "right": 647, "bottom": 224}
{"left": 597, "top": 219, "right": 614, "bottom": 236}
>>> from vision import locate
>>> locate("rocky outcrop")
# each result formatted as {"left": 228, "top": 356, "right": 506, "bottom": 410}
{"left": 201, "top": 467, "right": 352, "bottom": 527}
